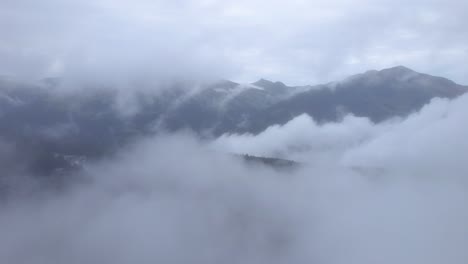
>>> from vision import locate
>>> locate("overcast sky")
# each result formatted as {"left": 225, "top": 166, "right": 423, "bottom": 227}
{"left": 1, "top": 0, "right": 467, "bottom": 85}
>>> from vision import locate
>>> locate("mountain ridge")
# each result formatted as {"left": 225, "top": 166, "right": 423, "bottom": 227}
{"left": 0, "top": 66, "right": 466, "bottom": 175}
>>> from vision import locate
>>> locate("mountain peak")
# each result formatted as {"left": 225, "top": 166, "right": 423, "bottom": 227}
{"left": 253, "top": 78, "right": 274, "bottom": 86}
{"left": 206, "top": 79, "right": 239, "bottom": 90}
{"left": 379, "top": 65, "right": 417, "bottom": 75}
{"left": 252, "top": 79, "right": 286, "bottom": 88}
{"left": 387, "top": 65, "right": 413, "bottom": 71}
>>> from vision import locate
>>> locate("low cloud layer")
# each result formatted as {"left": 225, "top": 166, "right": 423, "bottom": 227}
{"left": 1, "top": 94, "right": 468, "bottom": 263}
{"left": 213, "top": 114, "right": 386, "bottom": 163}
{"left": 214, "top": 94, "right": 468, "bottom": 175}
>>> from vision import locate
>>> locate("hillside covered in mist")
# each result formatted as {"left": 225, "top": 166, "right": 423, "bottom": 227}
{"left": 3, "top": 0, "right": 468, "bottom": 263}
{"left": 0, "top": 66, "right": 466, "bottom": 175}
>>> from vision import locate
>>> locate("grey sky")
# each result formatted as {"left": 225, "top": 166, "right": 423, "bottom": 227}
{"left": 1, "top": 0, "right": 467, "bottom": 85}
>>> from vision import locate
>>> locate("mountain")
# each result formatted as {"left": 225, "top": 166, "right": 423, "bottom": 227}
{"left": 0, "top": 66, "right": 466, "bottom": 175}
{"left": 161, "top": 79, "right": 305, "bottom": 135}
{"left": 160, "top": 66, "right": 467, "bottom": 134}
{"left": 239, "top": 154, "right": 300, "bottom": 170}
{"left": 238, "top": 66, "right": 467, "bottom": 133}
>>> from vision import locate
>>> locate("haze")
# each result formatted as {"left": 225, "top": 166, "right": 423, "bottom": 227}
{"left": 1, "top": 0, "right": 468, "bottom": 264}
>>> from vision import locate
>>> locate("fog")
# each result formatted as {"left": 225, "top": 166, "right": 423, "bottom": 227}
{"left": 1, "top": 0, "right": 468, "bottom": 263}
{"left": 213, "top": 95, "right": 468, "bottom": 176}
{"left": 1, "top": 93, "right": 468, "bottom": 264}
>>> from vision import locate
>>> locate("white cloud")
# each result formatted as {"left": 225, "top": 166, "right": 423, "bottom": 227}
{"left": 213, "top": 114, "right": 386, "bottom": 163}
{"left": 214, "top": 93, "right": 468, "bottom": 183}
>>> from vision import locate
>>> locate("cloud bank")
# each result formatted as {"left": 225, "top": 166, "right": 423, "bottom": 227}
{"left": 1, "top": 94, "right": 468, "bottom": 263}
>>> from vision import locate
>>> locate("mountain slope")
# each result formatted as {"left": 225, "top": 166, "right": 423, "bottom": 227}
{"left": 232, "top": 66, "right": 467, "bottom": 134}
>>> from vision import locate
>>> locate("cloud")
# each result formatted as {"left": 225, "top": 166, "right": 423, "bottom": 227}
{"left": 0, "top": 0, "right": 235, "bottom": 87}
{"left": 342, "top": 95, "right": 468, "bottom": 180}
{"left": 1, "top": 94, "right": 468, "bottom": 263}
{"left": 212, "top": 113, "right": 387, "bottom": 163}
{"left": 1, "top": 1, "right": 468, "bottom": 262}
{"left": 1, "top": 0, "right": 467, "bottom": 86}
{"left": 214, "top": 93, "right": 468, "bottom": 181}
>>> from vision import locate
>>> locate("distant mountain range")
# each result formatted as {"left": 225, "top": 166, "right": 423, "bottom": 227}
{"left": 163, "top": 66, "right": 467, "bottom": 135}
{"left": 0, "top": 66, "right": 466, "bottom": 175}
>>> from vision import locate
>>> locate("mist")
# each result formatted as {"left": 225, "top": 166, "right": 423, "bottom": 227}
{"left": 2, "top": 0, "right": 468, "bottom": 263}
{"left": 1, "top": 93, "right": 468, "bottom": 263}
